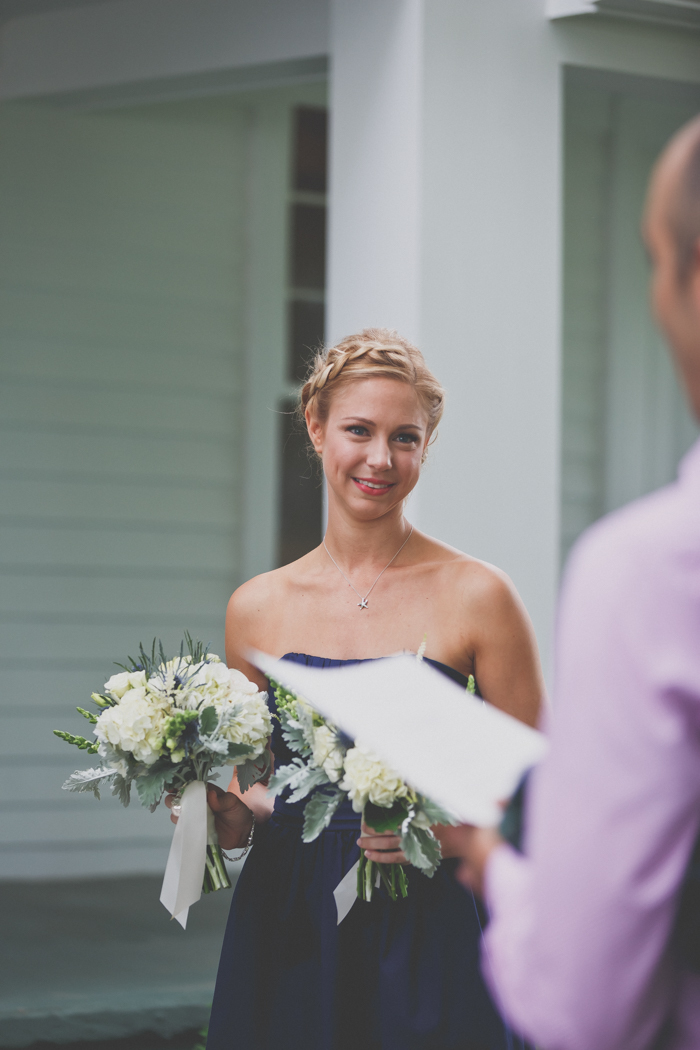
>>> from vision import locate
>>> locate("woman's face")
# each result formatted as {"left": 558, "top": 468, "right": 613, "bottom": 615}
{"left": 307, "top": 377, "right": 430, "bottom": 520}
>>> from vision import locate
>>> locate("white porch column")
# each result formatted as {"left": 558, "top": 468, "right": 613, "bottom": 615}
{"left": 328, "top": 0, "right": 562, "bottom": 673}
{"left": 327, "top": 0, "right": 423, "bottom": 343}
{"left": 418, "top": 3, "right": 562, "bottom": 676}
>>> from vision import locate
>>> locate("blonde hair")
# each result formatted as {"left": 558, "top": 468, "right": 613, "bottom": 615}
{"left": 300, "top": 328, "right": 445, "bottom": 458}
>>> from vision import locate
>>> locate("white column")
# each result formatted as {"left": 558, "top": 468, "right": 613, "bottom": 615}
{"left": 328, "top": 0, "right": 425, "bottom": 523}
{"left": 328, "top": 0, "right": 563, "bottom": 672}
{"left": 418, "top": 2, "right": 562, "bottom": 676}
{"left": 327, "top": 0, "right": 423, "bottom": 344}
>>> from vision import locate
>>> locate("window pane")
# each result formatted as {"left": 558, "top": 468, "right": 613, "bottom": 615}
{"left": 290, "top": 203, "right": 326, "bottom": 290}
{"left": 288, "top": 299, "right": 325, "bottom": 384}
{"left": 293, "top": 107, "right": 328, "bottom": 193}
{"left": 277, "top": 399, "right": 323, "bottom": 567}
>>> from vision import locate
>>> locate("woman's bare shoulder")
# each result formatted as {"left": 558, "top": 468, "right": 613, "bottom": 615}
{"left": 226, "top": 551, "right": 319, "bottom": 634}
{"left": 418, "top": 533, "right": 518, "bottom": 610}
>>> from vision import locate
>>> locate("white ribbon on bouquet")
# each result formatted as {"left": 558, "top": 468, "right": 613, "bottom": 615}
{"left": 160, "top": 779, "right": 208, "bottom": 929}
{"left": 334, "top": 860, "right": 360, "bottom": 924}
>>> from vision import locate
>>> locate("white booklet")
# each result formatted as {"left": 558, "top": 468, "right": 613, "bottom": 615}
{"left": 252, "top": 651, "right": 548, "bottom": 827}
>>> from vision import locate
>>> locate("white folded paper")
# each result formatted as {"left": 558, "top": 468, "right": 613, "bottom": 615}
{"left": 252, "top": 651, "right": 547, "bottom": 827}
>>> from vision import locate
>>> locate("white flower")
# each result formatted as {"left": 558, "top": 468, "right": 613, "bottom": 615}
{"left": 217, "top": 692, "right": 272, "bottom": 758}
{"left": 311, "top": 725, "right": 345, "bottom": 783}
{"left": 340, "top": 746, "right": 408, "bottom": 813}
{"left": 94, "top": 687, "right": 170, "bottom": 765}
{"left": 103, "top": 670, "right": 147, "bottom": 699}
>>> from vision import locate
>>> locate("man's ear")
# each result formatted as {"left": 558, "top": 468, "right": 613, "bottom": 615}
{"left": 689, "top": 237, "right": 700, "bottom": 315}
{"left": 305, "top": 408, "right": 323, "bottom": 455}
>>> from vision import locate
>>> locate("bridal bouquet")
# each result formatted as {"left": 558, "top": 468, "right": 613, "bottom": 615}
{"left": 268, "top": 678, "right": 457, "bottom": 904}
{"left": 55, "top": 635, "right": 272, "bottom": 910}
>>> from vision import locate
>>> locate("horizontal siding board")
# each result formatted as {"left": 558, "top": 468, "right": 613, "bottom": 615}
{"left": 0, "top": 804, "right": 173, "bottom": 843}
{"left": 1, "top": 478, "right": 237, "bottom": 527}
{"left": 0, "top": 379, "right": 239, "bottom": 437}
{"left": 0, "top": 574, "right": 232, "bottom": 618}
{"left": 0, "top": 286, "right": 237, "bottom": 346}
{"left": 0, "top": 340, "right": 242, "bottom": 393}
{"left": 1, "top": 429, "right": 237, "bottom": 477}
{"left": 0, "top": 524, "right": 236, "bottom": 571}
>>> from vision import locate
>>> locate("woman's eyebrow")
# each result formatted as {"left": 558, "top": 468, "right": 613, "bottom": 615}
{"left": 340, "top": 416, "right": 425, "bottom": 430}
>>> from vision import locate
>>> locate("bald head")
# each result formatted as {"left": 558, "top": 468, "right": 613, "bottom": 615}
{"left": 645, "top": 114, "right": 700, "bottom": 420}
{"left": 656, "top": 115, "right": 700, "bottom": 282}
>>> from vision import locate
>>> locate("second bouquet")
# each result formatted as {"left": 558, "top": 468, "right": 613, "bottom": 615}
{"left": 268, "top": 679, "right": 456, "bottom": 909}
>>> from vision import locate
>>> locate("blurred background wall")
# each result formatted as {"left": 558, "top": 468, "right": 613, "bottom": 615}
{"left": 1, "top": 0, "right": 700, "bottom": 883}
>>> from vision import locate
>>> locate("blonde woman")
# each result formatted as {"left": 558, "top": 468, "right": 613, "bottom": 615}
{"left": 203, "top": 329, "right": 543, "bottom": 1050}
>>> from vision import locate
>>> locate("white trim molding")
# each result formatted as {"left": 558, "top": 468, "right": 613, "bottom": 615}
{"left": 547, "top": 0, "right": 700, "bottom": 29}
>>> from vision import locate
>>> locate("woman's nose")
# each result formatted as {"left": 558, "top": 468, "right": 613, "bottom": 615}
{"left": 366, "top": 439, "right": 392, "bottom": 470}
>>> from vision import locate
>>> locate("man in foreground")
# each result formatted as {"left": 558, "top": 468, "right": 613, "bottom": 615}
{"left": 444, "top": 117, "right": 700, "bottom": 1049}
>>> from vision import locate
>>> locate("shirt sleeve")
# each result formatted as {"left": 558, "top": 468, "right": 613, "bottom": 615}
{"left": 481, "top": 507, "right": 700, "bottom": 1050}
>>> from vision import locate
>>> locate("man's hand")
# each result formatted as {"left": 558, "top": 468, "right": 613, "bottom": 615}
{"left": 434, "top": 824, "right": 503, "bottom": 897}
{"left": 165, "top": 784, "right": 254, "bottom": 850}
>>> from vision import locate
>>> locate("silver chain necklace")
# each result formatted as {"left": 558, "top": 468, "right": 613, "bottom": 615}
{"left": 323, "top": 524, "right": 414, "bottom": 610}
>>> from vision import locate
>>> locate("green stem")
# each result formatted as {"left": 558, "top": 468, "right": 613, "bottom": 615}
{"left": 202, "top": 843, "right": 232, "bottom": 895}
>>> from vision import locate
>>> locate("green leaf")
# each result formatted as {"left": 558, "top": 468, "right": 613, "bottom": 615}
{"left": 286, "top": 765, "right": 330, "bottom": 804}
{"left": 417, "top": 797, "right": 458, "bottom": 827}
{"left": 62, "top": 767, "right": 115, "bottom": 799}
{"left": 111, "top": 773, "right": 132, "bottom": 808}
{"left": 236, "top": 749, "right": 272, "bottom": 793}
{"left": 302, "top": 789, "right": 344, "bottom": 842}
{"left": 267, "top": 757, "right": 306, "bottom": 795}
{"left": 364, "top": 799, "right": 409, "bottom": 834}
{"left": 135, "top": 765, "right": 172, "bottom": 810}
{"left": 198, "top": 705, "right": 218, "bottom": 736}
{"left": 227, "top": 742, "right": 253, "bottom": 760}
{"left": 401, "top": 825, "right": 442, "bottom": 876}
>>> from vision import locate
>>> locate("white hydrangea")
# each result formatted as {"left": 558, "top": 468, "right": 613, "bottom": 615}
{"left": 94, "top": 687, "right": 170, "bottom": 766}
{"left": 311, "top": 725, "right": 345, "bottom": 783}
{"left": 340, "top": 746, "right": 409, "bottom": 812}
{"left": 217, "top": 692, "right": 272, "bottom": 757}
{"left": 103, "top": 669, "right": 147, "bottom": 699}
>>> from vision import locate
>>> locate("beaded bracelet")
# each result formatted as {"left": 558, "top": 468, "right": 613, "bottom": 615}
{"left": 221, "top": 814, "right": 256, "bottom": 862}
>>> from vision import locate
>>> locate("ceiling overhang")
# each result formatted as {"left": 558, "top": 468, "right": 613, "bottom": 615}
{"left": 547, "top": 0, "right": 700, "bottom": 30}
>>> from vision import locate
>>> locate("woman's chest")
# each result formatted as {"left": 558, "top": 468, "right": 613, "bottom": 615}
{"left": 266, "top": 574, "right": 474, "bottom": 670}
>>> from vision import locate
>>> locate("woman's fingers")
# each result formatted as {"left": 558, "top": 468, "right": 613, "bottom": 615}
{"left": 358, "top": 832, "right": 401, "bottom": 851}
{"left": 164, "top": 793, "right": 178, "bottom": 824}
{"left": 358, "top": 828, "right": 406, "bottom": 864}
{"left": 363, "top": 847, "right": 408, "bottom": 864}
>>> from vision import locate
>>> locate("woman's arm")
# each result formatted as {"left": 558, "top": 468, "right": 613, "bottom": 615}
{"left": 463, "top": 565, "right": 545, "bottom": 728}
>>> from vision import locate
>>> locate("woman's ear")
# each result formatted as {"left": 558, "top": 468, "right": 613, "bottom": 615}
{"left": 305, "top": 408, "right": 324, "bottom": 455}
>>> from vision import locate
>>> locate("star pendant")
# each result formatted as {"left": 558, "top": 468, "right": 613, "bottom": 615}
{"left": 358, "top": 598, "right": 369, "bottom": 610}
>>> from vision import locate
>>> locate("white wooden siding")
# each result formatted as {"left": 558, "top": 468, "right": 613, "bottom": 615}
{"left": 0, "top": 97, "right": 248, "bottom": 878}
{"left": 561, "top": 78, "right": 700, "bottom": 566}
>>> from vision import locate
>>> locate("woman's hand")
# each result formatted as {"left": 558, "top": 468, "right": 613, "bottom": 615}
{"left": 165, "top": 784, "right": 254, "bottom": 851}
{"left": 357, "top": 821, "right": 408, "bottom": 864}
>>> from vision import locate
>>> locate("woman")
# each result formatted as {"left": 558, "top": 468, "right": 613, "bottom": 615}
{"left": 201, "top": 329, "right": 544, "bottom": 1050}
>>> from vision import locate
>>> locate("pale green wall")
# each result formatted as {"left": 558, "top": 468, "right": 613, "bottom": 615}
{"left": 0, "top": 81, "right": 326, "bottom": 879}
{"left": 561, "top": 75, "right": 700, "bottom": 565}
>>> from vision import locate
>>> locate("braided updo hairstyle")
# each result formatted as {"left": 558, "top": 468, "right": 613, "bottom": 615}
{"left": 300, "top": 328, "right": 445, "bottom": 461}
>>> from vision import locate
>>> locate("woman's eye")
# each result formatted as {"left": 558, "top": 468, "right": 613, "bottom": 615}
{"left": 347, "top": 425, "right": 368, "bottom": 436}
{"left": 396, "top": 433, "right": 419, "bottom": 445}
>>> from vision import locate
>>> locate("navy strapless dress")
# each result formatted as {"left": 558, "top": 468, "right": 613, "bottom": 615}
{"left": 207, "top": 654, "right": 529, "bottom": 1050}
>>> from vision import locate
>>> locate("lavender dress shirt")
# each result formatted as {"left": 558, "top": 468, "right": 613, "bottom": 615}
{"left": 483, "top": 439, "right": 700, "bottom": 1050}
